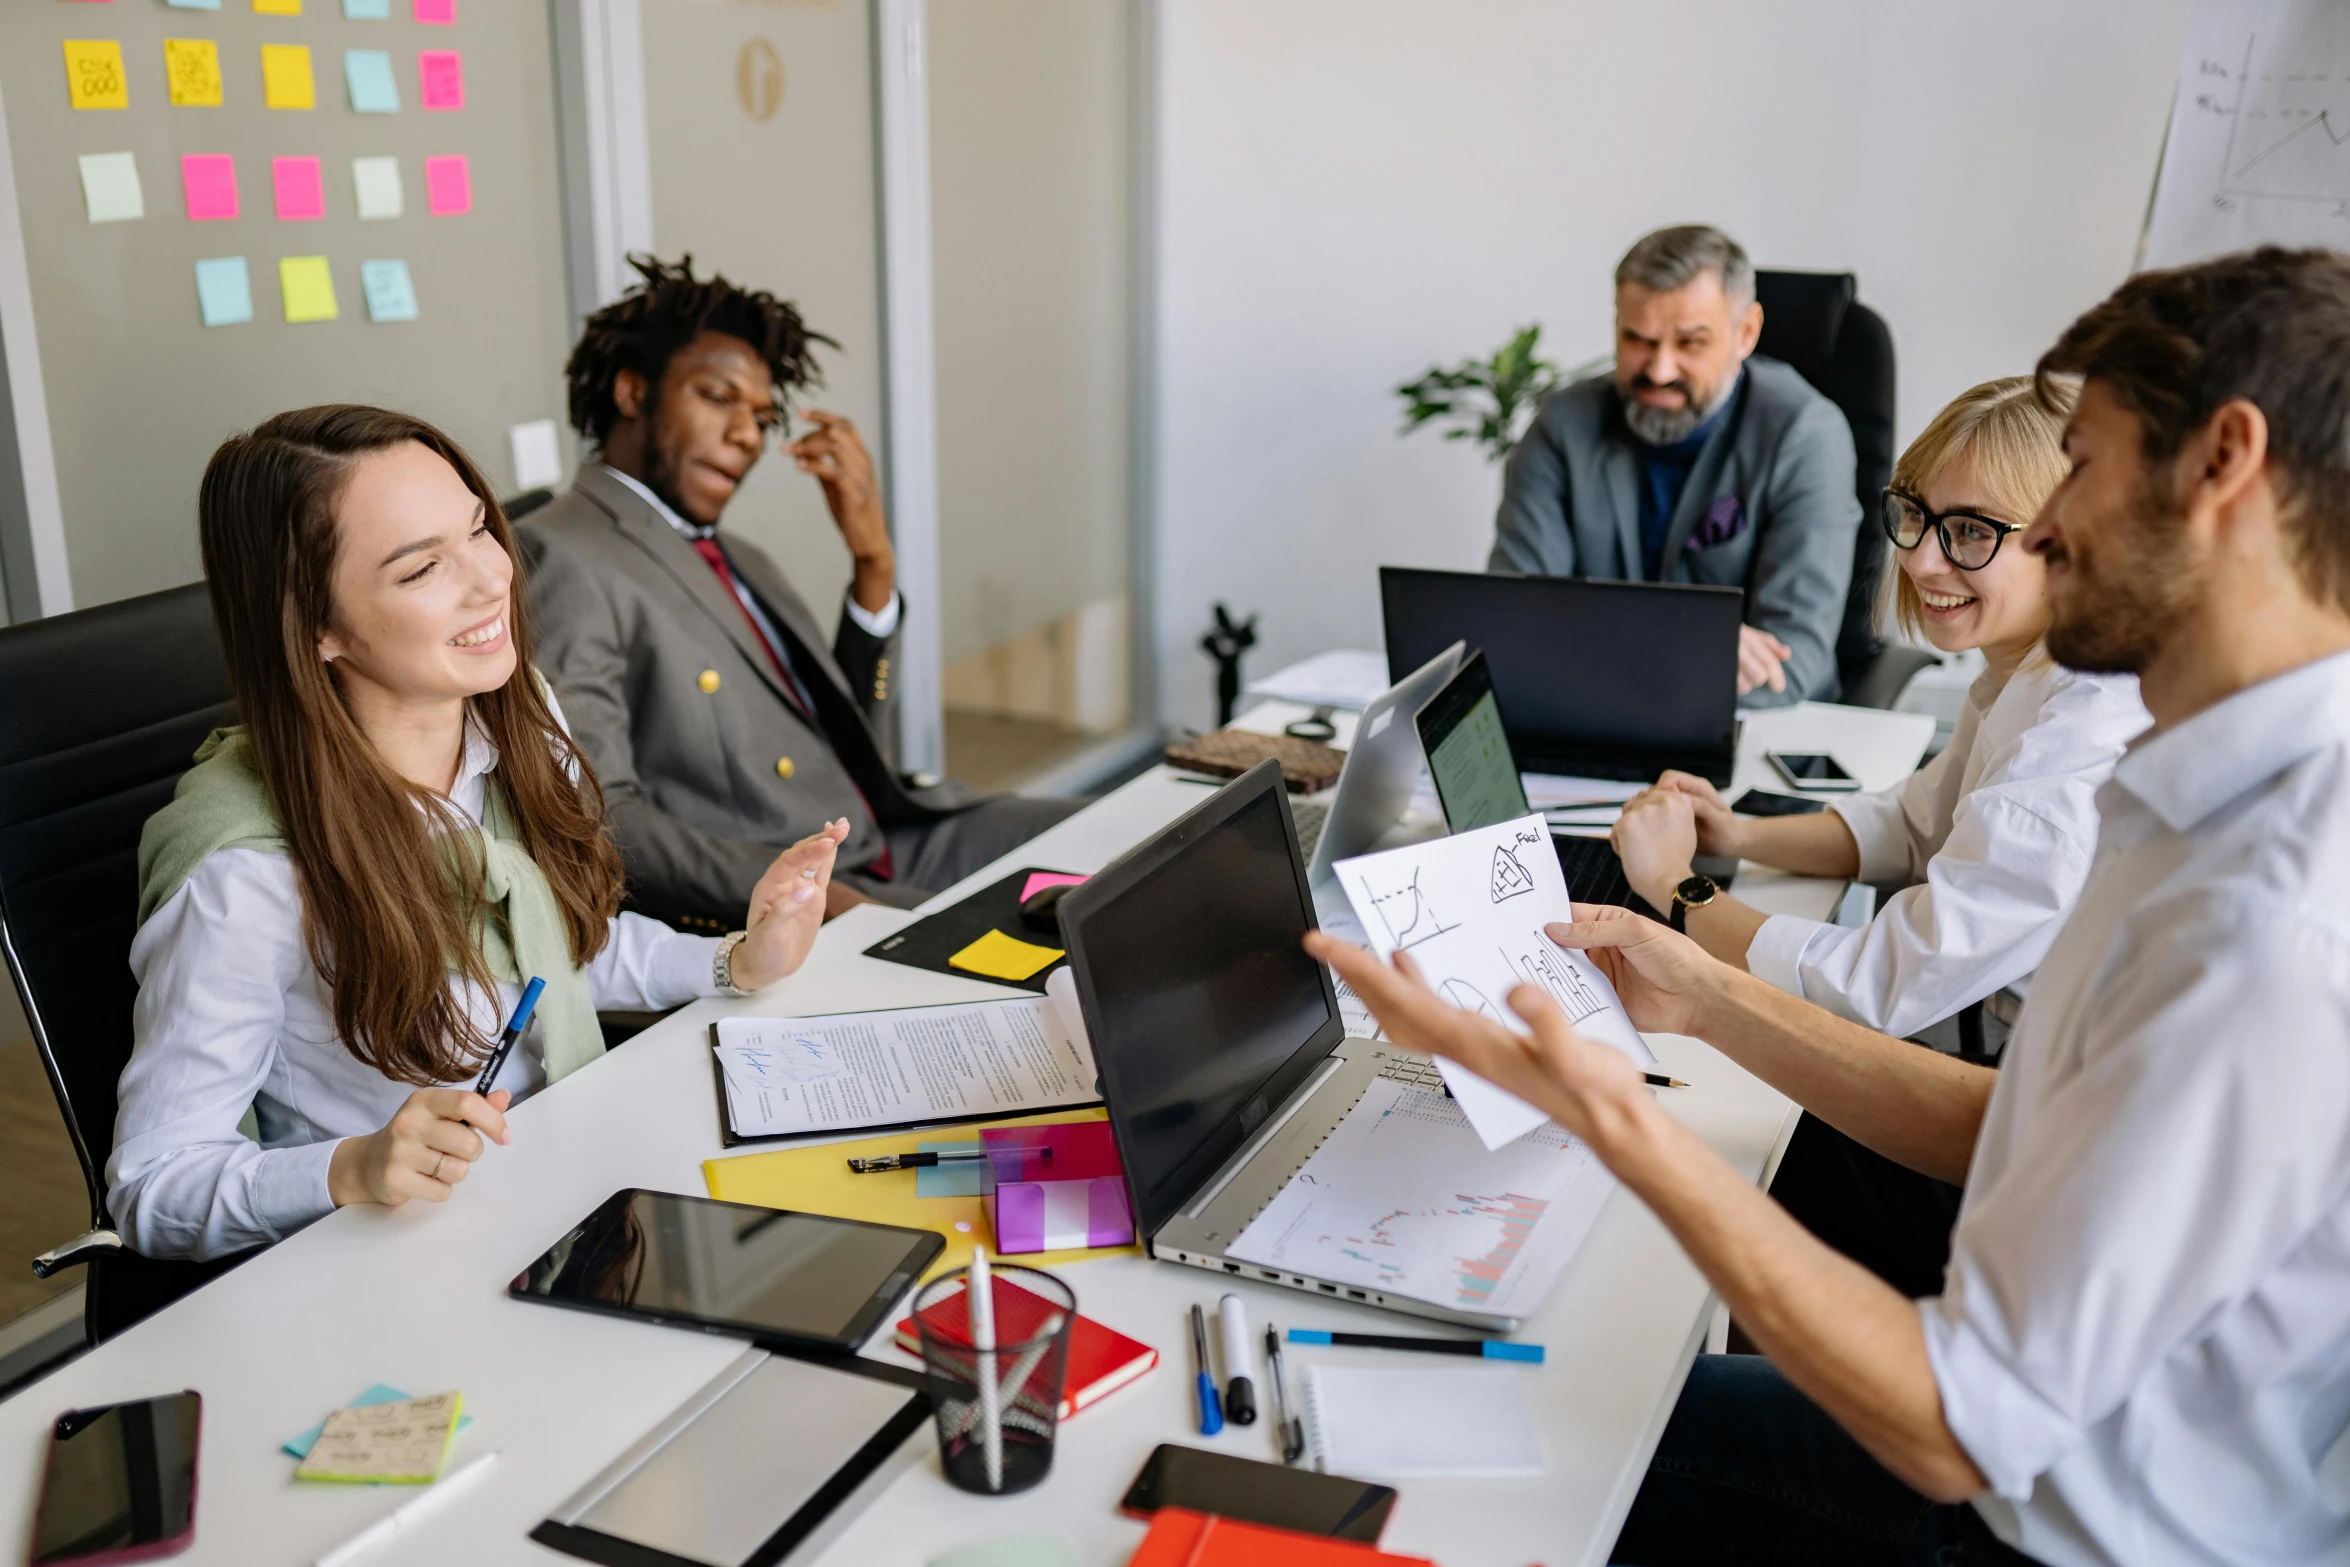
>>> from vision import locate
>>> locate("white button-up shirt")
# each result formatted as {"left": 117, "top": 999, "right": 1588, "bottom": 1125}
{"left": 108, "top": 717, "right": 718, "bottom": 1261}
{"left": 1920, "top": 648, "right": 2350, "bottom": 1567}
{"left": 1745, "top": 659, "right": 2147, "bottom": 1038}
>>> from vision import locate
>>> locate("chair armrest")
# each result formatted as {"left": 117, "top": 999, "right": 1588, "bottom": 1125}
{"left": 33, "top": 1229, "right": 121, "bottom": 1278}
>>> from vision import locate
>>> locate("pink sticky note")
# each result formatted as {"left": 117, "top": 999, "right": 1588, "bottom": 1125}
{"left": 423, "top": 154, "right": 470, "bottom": 216}
{"left": 271, "top": 156, "right": 324, "bottom": 221}
{"left": 417, "top": 49, "right": 463, "bottom": 110}
{"left": 413, "top": 0, "right": 455, "bottom": 21}
{"left": 1018, "top": 871, "right": 1088, "bottom": 903}
{"left": 180, "top": 155, "right": 238, "bottom": 222}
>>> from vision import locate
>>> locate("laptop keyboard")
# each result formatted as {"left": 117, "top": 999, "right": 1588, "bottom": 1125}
{"left": 1552, "top": 832, "right": 1650, "bottom": 918}
{"left": 1292, "top": 796, "right": 1329, "bottom": 863}
{"left": 1375, "top": 1055, "right": 1448, "bottom": 1092}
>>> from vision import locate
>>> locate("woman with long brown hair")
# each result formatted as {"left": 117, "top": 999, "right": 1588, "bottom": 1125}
{"left": 108, "top": 406, "right": 844, "bottom": 1259}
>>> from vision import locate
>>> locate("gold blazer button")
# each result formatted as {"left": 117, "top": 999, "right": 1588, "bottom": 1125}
{"left": 698, "top": 669, "right": 721, "bottom": 694}
{"left": 775, "top": 756, "right": 795, "bottom": 780}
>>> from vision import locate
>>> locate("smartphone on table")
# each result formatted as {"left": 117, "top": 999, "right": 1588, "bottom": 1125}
{"left": 1765, "top": 751, "right": 1862, "bottom": 793}
{"left": 1121, "top": 1443, "right": 1397, "bottom": 1543}
{"left": 31, "top": 1391, "right": 201, "bottom": 1564}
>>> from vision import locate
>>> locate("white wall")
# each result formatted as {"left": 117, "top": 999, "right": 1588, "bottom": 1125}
{"left": 1150, "top": 0, "right": 2192, "bottom": 729}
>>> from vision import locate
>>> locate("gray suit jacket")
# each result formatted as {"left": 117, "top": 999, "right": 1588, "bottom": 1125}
{"left": 1488, "top": 356, "right": 1860, "bottom": 706}
{"left": 520, "top": 467, "right": 967, "bottom": 925}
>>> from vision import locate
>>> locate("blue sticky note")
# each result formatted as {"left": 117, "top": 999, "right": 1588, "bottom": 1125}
{"left": 344, "top": 50, "right": 401, "bottom": 114}
{"left": 193, "top": 257, "right": 251, "bottom": 328}
{"left": 342, "top": 0, "right": 392, "bottom": 16}
{"left": 284, "top": 1384, "right": 471, "bottom": 1461}
{"left": 914, "top": 1140, "right": 986, "bottom": 1198}
{"left": 168, "top": 0, "right": 225, "bottom": 10}
{"left": 360, "top": 259, "right": 418, "bottom": 322}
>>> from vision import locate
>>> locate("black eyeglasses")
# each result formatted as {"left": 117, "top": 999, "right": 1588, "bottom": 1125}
{"left": 1879, "top": 488, "right": 2025, "bottom": 571}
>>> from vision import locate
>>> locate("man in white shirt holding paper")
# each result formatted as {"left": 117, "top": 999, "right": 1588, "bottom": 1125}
{"left": 1316, "top": 246, "right": 2350, "bottom": 1565}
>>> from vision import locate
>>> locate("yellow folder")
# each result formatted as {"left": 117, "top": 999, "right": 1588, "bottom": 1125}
{"left": 702, "top": 1107, "right": 1138, "bottom": 1282}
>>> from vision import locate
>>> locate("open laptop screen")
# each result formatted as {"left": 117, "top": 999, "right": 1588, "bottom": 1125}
{"left": 1416, "top": 650, "right": 1532, "bottom": 832}
{"left": 1059, "top": 766, "right": 1342, "bottom": 1240}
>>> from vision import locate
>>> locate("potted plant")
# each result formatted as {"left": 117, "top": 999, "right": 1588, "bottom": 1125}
{"left": 1395, "top": 325, "right": 1607, "bottom": 463}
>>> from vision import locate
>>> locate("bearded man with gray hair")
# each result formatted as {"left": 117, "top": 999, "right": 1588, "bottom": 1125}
{"left": 1491, "top": 224, "right": 1862, "bottom": 705}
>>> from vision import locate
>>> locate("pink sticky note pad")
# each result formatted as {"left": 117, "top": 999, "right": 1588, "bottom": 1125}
{"left": 423, "top": 154, "right": 470, "bottom": 215}
{"left": 1018, "top": 871, "right": 1088, "bottom": 903}
{"left": 418, "top": 49, "right": 463, "bottom": 110}
{"left": 272, "top": 157, "right": 324, "bottom": 221}
{"left": 413, "top": 0, "right": 455, "bottom": 20}
{"left": 180, "top": 155, "right": 238, "bottom": 222}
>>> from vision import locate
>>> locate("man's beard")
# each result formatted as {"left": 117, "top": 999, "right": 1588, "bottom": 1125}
{"left": 1619, "top": 376, "right": 1722, "bottom": 446}
{"left": 2044, "top": 469, "right": 2200, "bottom": 675}
{"left": 637, "top": 386, "right": 705, "bottom": 528}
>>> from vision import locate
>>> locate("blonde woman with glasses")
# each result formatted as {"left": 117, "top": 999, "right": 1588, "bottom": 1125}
{"left": 1607, "top": 377, "right": 2149, "bottom": 1296}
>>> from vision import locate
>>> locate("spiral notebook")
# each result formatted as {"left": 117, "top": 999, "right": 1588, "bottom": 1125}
{"left": 1299, "top": 1365, "right": 1542, "bottom": 1480}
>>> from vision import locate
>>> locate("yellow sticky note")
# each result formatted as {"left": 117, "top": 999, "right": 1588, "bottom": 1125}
{"left": 294, "top": 1391, "right": 460, "bottom": 1484}
{"left": 164, "top": 39, "right": 222, "bottom": 108}
{"left": 946, "top": 928, "right": 1065, "bottom": 983}
{"left": 261, "top": 43, "right": 314, "bottom": 110}
{"left": 254, "top": 0, "right": 304, "bottom": 14}
{"left": 279, "top": 256, "right": 338, "bottom": 323}
{"left": 63, "top": 41, "right": 130, "bottom": 111}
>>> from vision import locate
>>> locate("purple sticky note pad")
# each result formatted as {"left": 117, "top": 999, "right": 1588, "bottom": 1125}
{"left": 180, "top": 154, "right": 238, "bottom": 221}
{"left": 413, "top": 0, "right": 454, "bottom": 20}
{"left": 423, "top": 154, "right": 469, "bottom": 215}
{"left": 418, "top": 49, "right": 463, "bottom": 110}
{"left": 979, "top": 1122, "right": 1134, "bottom": 1254}
{"left": 1019, "top": 871, "right": 1088, "bottom": 903}
{"left": 272, "top": 156, "right": 324, "bottom": 221}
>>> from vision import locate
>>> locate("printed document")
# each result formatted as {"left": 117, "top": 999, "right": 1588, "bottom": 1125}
{"left": 1333, "top": 814, "right": 1655, "bottom": 1148}
{"left": 1229, "top": 1076, "right": 1616, "bottom": 1319}
{"left": 715, "top": 996, "right": 1098, "bottom": 1138}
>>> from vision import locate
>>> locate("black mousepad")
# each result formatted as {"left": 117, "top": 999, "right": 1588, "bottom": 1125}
{"left": 860, "top": 865, "right": 1081, "bottom": 994}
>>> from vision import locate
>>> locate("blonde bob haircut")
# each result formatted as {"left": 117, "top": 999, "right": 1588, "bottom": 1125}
{"left": 1884, "top": 375, "right": 2077, "bottom": 642}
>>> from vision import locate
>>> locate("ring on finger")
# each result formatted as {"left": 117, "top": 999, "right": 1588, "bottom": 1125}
{"left": 430, "top": 1151, "right": 446, "bottom": 1182}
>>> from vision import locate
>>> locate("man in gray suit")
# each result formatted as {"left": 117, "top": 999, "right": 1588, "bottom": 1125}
{"left": 521, "top": 257, "right": 1078, "bottom": 924}
{"left": 1491, "top": 225, "right": 1861, "bottom": 706}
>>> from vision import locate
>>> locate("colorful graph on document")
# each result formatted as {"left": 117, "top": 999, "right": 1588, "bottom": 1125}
{"left": 1325, "top": 1190, "right": 1551, "bottom": 1306}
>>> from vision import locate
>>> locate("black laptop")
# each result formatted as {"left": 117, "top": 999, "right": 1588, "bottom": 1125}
{"left": 1381, "top": 566, "right": 1742, "bottom": 784}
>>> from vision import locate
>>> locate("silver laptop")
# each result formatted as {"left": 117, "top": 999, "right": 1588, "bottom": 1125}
{"left": 1290, "top": 640, "right": 1462, "bottom": 906}
{"left": 1057, "top": 758, "right": 1524, "bottom": 1331}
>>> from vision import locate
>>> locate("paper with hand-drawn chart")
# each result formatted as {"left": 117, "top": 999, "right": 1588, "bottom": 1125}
{"left": 1333, "top": 815, "right": 1654, "bottom": 1149}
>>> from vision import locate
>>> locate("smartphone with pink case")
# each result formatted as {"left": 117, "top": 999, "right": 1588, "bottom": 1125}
{"left": 31, "top": 1392, "right": 201, "bottom": 1564}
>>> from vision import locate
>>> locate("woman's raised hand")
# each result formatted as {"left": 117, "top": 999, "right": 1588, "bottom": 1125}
{"left": 328, "top": 1087, "right": 511, "bottom": 1209}
{"left": 730, "top": 819, "right": 851, "bottom": 991}
{"left": 1653, "top": 770, "right": 1745, "bottom": 858}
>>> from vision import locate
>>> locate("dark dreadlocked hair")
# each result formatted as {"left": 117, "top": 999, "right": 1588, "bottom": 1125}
{"left": 563, "top": 254, "right": 837, "bottom": 446}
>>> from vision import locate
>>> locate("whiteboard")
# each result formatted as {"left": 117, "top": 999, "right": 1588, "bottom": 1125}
{"left": 2146, "top": 0, "right": 2350, "bottom": 266}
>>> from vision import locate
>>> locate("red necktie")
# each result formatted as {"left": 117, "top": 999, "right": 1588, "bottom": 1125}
{"left": 689, "top": 537, "right": 891, "bottom": 880}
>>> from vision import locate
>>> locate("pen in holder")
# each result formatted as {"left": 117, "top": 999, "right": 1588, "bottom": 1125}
{"left": 910, "top": 1259, "right": 1077, "bottom": 1496}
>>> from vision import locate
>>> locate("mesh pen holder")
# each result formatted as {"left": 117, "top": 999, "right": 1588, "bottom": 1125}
{"left": 910, "top": 1262, "right": 1077, "bottom": 1496}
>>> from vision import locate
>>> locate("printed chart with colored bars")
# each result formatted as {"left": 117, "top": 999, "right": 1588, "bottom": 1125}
{"left": 1227, "top": 1076, "right": 1617, "bottom": 1319}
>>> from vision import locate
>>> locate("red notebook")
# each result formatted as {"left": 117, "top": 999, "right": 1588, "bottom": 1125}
{"left": 1127, "top": 1509, "right": 1436, "bottom": 1566}
{"left": 893, "top": 1275, "right": 1158, "bottom": 1421}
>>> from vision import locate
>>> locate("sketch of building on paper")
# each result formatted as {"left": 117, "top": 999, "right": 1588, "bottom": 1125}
{"left": 1490, "top": 839, "right": 1538, "bottom": 903}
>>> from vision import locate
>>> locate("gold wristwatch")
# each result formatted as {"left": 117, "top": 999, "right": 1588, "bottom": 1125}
{"left": 1669, "top": 874, "right": 1719, "bottom": 934}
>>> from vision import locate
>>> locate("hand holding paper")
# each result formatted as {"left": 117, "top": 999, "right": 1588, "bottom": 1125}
{"left": 1327, "top": 816, "right": 1655, "bottom": 1148}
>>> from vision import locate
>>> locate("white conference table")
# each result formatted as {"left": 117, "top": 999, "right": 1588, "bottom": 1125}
{"left": 0, "top": 700, "right": 1930, "bottom": 1567}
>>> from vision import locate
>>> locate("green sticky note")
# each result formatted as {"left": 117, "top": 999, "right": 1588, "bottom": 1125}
{"left": 360, "top": 259, "right": 417, "bottom": 322}
{"left": 914, "top": 1141, "right": 984, "bottom": 1198}
{"left": 352, "top": 156, "right": 402, "bottom": 220}
{"left": 78, "top": 151, "right": 143, "bottom": 223}
{"left": 193, "top": 256, "right": 251, "bottom": 327}
{"left": 343, "top": 49, "right": 399, "bottom": 113}
{"left": 279, "top": 255, "right": 337, "bottom": 323}
{"left": 929, "top": 1538, "right": 1077, "bottom": 1567}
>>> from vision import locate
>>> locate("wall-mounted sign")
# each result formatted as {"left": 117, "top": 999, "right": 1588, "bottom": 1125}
{"left": 737, "top": 37, "right": 783, "bottom": 122}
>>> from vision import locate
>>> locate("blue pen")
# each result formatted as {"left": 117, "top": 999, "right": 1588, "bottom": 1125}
{"left": 473, "top": 976, "right": 546, "bottom": 1095}
{"left": 1190, "top": 1304, "right": 1225, "bottom": 1435}
{"left": 1287, "top": 1329, "right": 1545, "bottom": 1364}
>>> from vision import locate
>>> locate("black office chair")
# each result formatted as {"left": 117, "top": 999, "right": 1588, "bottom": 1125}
{"left": 0, "top": 584, "right": 263, "bottom": 1346}
{"left": 502, "top": 487, "right": 556, "bottom": 523}
{"left": 1752, "top": 270, "right": 1934, "bottom": 708}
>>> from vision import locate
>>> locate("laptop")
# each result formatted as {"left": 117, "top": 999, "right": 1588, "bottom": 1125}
{"left": 1381, "top": 566, "right": 1743, "bottom": 783}
{"left": 1413, "top": 650, "right": 1733, "bottom": 921}
{"left": 1056, "top": 760, "right": 1537, "bottom": 1331}
{"left": 1289, "top": 640, "right": 1464, "bottom": 886}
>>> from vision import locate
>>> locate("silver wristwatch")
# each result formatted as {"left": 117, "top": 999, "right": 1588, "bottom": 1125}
{"left": 714, "top": 930, "right": 752, "bottom": 996}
